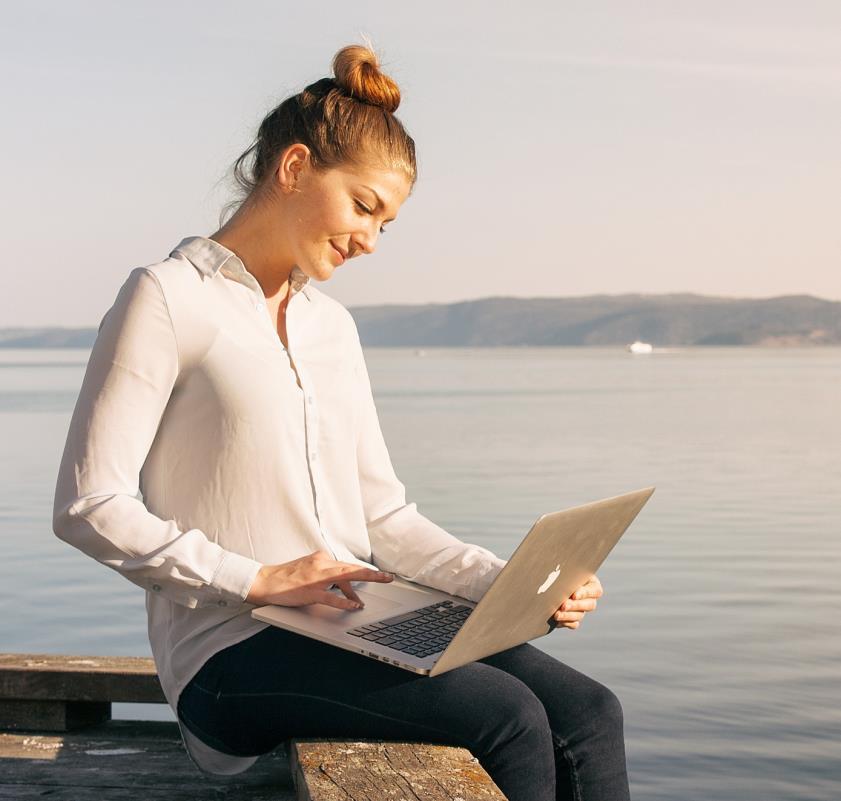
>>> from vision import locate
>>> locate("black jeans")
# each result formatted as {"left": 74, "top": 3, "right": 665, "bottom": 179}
{"left": 177, "top": 626, "right": 630, "bottom": 801}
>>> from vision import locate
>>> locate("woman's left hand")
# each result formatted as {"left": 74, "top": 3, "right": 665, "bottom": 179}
{"left": 552, "top": 575, "right": 603, "bottom": 630}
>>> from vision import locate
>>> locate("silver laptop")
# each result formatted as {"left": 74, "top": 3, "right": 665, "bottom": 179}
{"left": 252, "top": 487, "right": 654, "bottom": 676}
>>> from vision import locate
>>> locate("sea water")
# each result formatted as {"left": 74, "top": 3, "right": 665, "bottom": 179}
{"left": 1, "top": 346, "right": 839, "bottom": 800}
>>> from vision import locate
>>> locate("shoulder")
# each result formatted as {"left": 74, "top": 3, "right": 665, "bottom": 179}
{"left": 97, "top": 263, "right": 174, "bottom": 339}
{"left": 109, "top": 248, "right": 207, "bottom": 330}
{"left": 111, "top": 249, "right": 201, "bottom": 302}
{"left": 101, "top": 245, "right": 203, "bottom": 335}
{"left": 141, "top": 249, "right": 204, "bottom": 298}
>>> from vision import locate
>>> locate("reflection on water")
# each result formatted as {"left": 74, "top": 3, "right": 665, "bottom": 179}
{"left": 1, "top": 347, "right": 839, "bottom": 800}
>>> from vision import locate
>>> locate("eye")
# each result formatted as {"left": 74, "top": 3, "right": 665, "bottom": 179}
{"left": 355, "top": 200, "right": 387, "bottom": 235}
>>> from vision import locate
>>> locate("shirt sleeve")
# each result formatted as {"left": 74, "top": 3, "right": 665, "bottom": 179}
{"left": 52, "top": 267, "right": 262, "bottom": 610}
{"left": 351, "top": 332, "right": 507, "bottom": 604}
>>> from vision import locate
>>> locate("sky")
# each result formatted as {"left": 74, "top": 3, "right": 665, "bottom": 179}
{"left": 2, "top": 1, "right": 839, "bottom": 326}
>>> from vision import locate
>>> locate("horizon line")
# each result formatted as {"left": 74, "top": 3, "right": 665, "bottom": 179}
{"left": 3, "top": 290, "right": 838, "bottom": 329}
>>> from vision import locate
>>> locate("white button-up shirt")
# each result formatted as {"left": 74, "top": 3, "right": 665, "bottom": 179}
{"left": 52, "top": 235, "right": 505, "bottom": 771}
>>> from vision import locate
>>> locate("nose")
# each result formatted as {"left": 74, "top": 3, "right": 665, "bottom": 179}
{"left": 351, "top": 222, "right": 379, "bottom": 256}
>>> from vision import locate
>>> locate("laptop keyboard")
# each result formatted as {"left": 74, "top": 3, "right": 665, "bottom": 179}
{"left": 347, "top": 599, "right": 472, "bottom": 659}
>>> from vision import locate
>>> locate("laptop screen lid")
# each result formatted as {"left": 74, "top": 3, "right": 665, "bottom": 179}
{"left": 429, "top": 487, "right": 654, "bottom": 677}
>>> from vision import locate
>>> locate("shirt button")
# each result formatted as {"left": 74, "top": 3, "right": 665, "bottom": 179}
{"left": 152, "top": 584, "right": 161, "bottom": 592}
{"left": 218, "top": 600, "right": 228, "bottom": 607}
{"left": 255, "top": 302, "right": 264, "bottom": 311}
{"left": 310, "top": 452, "right": 318, "bottom": 461}
{"left": 307, "top": 395, "right": 314, "bottom": 405}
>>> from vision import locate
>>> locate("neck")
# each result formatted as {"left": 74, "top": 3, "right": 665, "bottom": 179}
{"left": 210, "top": 197, "right": 294, "bottom": 303}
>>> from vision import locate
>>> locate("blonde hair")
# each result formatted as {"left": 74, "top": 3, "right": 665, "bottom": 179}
{"left": 230, "top": 43, "right": 416, "bottom": 206}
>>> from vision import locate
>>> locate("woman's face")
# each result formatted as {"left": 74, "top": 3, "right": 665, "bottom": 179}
{"left": 280, "top": 153, "right": 412, "bottom": 283}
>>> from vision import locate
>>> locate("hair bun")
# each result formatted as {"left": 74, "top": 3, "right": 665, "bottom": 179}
{"left": 332, "top": 44, "right": 401, "bottom": 113}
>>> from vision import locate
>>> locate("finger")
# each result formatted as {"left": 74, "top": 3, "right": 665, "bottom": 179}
{"left": 553, "top": 609, "right": 586, "bottom": 623}
{"left": 335, "top": 581, "right": 364, "bottom": 607}
{"left": 316, "top": 590, "right": 363, "bottom": 610}
{"left": 570, "top": 580, "right": 603, "bottom": 601}
{"left": 331, "top": 565, "right": 394, "bottom": 584}
{"left": 559, "top": 598, "right": 598, "bottom": 612}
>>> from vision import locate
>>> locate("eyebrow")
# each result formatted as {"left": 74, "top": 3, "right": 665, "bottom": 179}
{"left": 361, "top": 185, "right": 398, "bottom": 223}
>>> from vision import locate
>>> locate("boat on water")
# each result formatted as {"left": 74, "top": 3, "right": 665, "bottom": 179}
{"left": 627, "top": 341, "right": 653, "bottom": 354}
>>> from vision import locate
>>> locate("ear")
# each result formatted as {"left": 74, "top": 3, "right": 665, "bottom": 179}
{"left": 276, "top": 143, "right": 311, "bottom": 193}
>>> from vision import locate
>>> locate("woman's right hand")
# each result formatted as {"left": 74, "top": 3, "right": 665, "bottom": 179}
{"left": 245, "top": 550, "right": 394, "bottom": 610}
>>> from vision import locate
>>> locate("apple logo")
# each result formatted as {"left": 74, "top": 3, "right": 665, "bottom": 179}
{"left": 538, "top": 564, "right": 561, "bottom": 594}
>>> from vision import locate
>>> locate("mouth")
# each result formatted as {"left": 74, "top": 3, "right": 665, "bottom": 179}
{"left": 330, "top": 241, "right": 347, "bottom": 264}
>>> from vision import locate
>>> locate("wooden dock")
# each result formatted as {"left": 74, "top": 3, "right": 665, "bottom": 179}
{"left": 0, "top": 719, "right": 294, "bottom": 800}
{"left": 0, "top": 653, "right": 507, "bottom": 800}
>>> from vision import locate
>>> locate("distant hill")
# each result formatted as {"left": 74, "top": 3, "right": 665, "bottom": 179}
{"left": 2, "top": 294, "right": 840, "bottom": 348}
{"left": 350, "top": 294, "right": 841, "bottom": 346}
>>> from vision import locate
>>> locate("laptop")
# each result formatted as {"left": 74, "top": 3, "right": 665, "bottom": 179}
{"left": 252, "top": 487, "right": 654, "bottom": 676}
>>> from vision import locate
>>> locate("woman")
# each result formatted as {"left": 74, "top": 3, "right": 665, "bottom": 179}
{"left": 52, "top": 44, "right": 628, "bottom": 801}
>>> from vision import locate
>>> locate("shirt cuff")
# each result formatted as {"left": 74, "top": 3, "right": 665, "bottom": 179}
{"left": 208, "top": 551, "right": 263, "bottom": 607}
{"left": 464, "top": 555, "right": 508, "bottom": 603}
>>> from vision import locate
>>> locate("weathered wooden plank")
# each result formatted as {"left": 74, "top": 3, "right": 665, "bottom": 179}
{"left": 0, "top": 699, "right": 110, "bottom": 731}
{"left": 0, "top": 654, "right": 164, "bottom": 703}
{"left": 0, "top": 721, "right": 295, "bottom": 799}
{"left": 0, "top": 654, "right": 158, "bottom": 676}
{"left": 291, "top": 740, "right": 507, "bottom": 801}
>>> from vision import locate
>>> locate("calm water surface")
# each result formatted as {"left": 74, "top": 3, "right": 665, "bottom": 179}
{"left": 1, "top": 347, "right": 839, "bottom": 800}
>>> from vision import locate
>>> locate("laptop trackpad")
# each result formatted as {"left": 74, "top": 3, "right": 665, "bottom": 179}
{"left": 348, "top": 588, "right": 402, "bottom": 616}
{"left": 307, "top": 587, "right": 404, "bottom": 625}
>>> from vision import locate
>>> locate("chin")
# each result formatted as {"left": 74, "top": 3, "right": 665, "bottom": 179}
{"left": 296, "top": 259, "right": 331, "bottom": 283}
{"left": 311, "top": 263, "right": 335, "bottom": 282}
{"left": 315, "top": 256, "right": 341, "bottom": 281}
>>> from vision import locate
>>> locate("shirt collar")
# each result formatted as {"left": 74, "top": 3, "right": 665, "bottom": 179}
{"left": 171, "top": 236, "right": 311, "bottom": 301}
